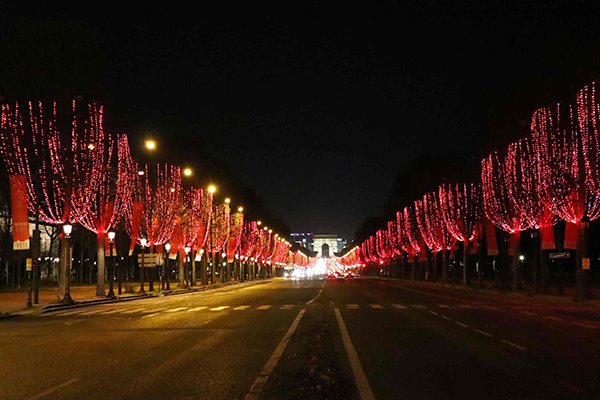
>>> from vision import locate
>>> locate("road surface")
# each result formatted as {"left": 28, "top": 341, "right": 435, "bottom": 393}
{"left": 1, "top": 277, "right": 598, "bottom": 399}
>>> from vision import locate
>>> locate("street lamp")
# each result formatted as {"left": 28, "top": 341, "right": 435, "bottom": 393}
{"left": 145, "top": 140, "right": 156, "bottom": 150}
{"left": 164, "top": 243, "right": 171, "bottom": 291}
{"left": 139, "top": 238, "right": 147, "bottom": 294}
{"left": 183, "top": 168, "right": 192, "bottom": 177}
{"left": 59, "top": 223, "right": 73, "bottom": 304}
{"left": 185, "top": 246, "right": 191, "bottom": 288}
{"left": 107, "top": 231, "right": 116, "bottom": 297}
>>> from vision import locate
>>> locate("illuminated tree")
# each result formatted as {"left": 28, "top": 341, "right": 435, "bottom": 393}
{"left": 402, "top": 206, "right": 421, "bottom": 280}
{"left": 415, "top": 192, "right": 455, "bottom": 283}
{"left": 226, "top": 210, "right": 244, "bottom": 280}
{"left": 482, "top": 138, "right": 542, "bottom": 290}
{"left": 208, "top": 202, "right": 230, "bottom": 283}
{"left": 439, "top": 183, "right": 482, "bottom": 285}
{"left": 530, "top": 84, "right": 600, "bottom": 298}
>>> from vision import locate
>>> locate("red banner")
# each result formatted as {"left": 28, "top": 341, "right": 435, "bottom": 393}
{"left": 129, "top": 202, "right": 144, "bottom": 255}
{"left": 485, "top": 220, "right": 498, "bottom": 256}
{"left": 9, "top": 175, "right": 29, "bottom": 250}
{"left": 508, "top": 231, "right": 520, "bottom": 256}
{"left": 170, "top": 217, "right": 182, "bottom": 260}
{"left": 563, "top": 221, "right": 579, "bottom": 250}
{"left": 227, "top": 237, "right": 238, "bottom": 263}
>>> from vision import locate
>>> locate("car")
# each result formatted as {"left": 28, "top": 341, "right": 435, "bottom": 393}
{"left": 344, "top": 271, "right": 354, "bottom": 279}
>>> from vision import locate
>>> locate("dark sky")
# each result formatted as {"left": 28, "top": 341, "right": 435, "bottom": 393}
{"left": 2, "top": 1, "right": 600, "bottom": 240}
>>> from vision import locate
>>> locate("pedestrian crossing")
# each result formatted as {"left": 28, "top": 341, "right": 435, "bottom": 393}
{"left": 39, "top": 302, "right": 504, "bottom": 318}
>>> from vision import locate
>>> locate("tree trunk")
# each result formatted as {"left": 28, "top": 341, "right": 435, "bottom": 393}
{"left": 178, "top": 250, "right": 185, "bottom": 287}
{"left": 201, "top": 248, "right": 208, "bottom": 286}
{"left": 96, "top": 232, "right": 106, "bottom": 296}
{"left": 191, "top": 252, "right": 196, "bottom": 286}
{"left": 511, "top": 231, "right": 521, "bottom": 291}
{"left": 463, "top": 239, "right": 469, "bottom": 286}
{"left": 442, "top": 249, "right": 449, "bottom": 284}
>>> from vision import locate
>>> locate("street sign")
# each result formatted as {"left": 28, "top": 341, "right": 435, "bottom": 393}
{"left": 549, "top": 252, "right": 570, "bottom": 259}
{"left": 583, "top": 258, "right": 590, "bottom": 270}
{"left": 137, "top": 253, "right": 157, "bottom": 267}
{"left": 26, "top": 258, "right": 32, "bottom": 272}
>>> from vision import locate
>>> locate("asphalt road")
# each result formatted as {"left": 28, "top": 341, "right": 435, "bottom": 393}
{"left": 1, "top": 277, "right": 598, "bottom": 399}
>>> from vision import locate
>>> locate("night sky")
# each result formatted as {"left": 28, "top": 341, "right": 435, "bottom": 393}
{"left": 2, "top": 1, "right": 600, "bottom": 240}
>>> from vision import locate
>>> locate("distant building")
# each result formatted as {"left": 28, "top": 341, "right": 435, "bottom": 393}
{"left": 292, "top": 232, "right": 347, "bottom": 257}
{"left": 291, "top": 232, "right": 314, "bottom": 252}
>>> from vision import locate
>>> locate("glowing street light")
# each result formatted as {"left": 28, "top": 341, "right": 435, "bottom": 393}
{"left": 225, "top": 198, "right": 231, "bottom": 204}
{"left": 257, "top": 221, "right": 262, "bottom": 226}
{"left": 208, "top": 185, "right": 216, "bottom": 194}
{"left": 145, "top": 140, "right": 156, "bottom": 150}
{"left": 183, "top": 168, "right": 192, "bottom": 177}
{"left": 238, "top": 206, "right": 244, "bottom": 212}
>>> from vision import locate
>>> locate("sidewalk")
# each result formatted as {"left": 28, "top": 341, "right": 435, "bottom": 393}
{"left": 367, "top": 276, "right": 600, "bottom": 309}
{"left": 0, "top": 279, "right": 266, "bottom": 317}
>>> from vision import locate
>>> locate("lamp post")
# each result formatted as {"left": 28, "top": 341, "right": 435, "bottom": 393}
{"left": 185, "top": 246, "right": 191, "bottom": 289}
{"left": 164, "top": 243, "right": 171, "bottom": 291}
{"left": 58, "top": 223, "right": 73, "bottom": 303}
{"left": 107, "top": 231, "right": 116, "bottom": 297}
{"left": 139, "top": 238, "right": 147, "bottom": 294}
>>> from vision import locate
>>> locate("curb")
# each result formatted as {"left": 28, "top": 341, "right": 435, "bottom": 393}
{"left": 0, "top": 312, "right": 22, "bottom": 321}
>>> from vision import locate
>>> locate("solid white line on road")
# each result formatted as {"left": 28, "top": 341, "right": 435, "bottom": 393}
{"left": 165, "top": 307, "right": 188, "bottom": 313}
{"left": 245, "top": 309, "right": 306, "bottom": 400}
{"left": 281, "top": 305, "right": 294, "bottom": 309}
{"left": 429, "top": 311, "right": 438, "bottom": 315}
{"left": 411, "top": 305, "right": 427, "bottom": 309}
{"left": 233, "top": 306, "right": 251, "bottom": 311}
{"left": 474, "top": 329, "right": 494, "bottom": 337}
{"left": 210, "top": 306, "right": 230, "bottom": 311}
{"left": 142, "top": 312, "right": 161, "bottom": 318}
{"left": 438, "top": 305, "right": 450, "bottom": 308}
{"left": 306, "top": 280, "right": 327, "bottom": 304}
{"left": 441, "top": 315, "right": 453, "bottom": 321}
{"left": 334, "top": 308, "right": 376, "bottom": 400}
{"left": 257, "top": 305, "right": 272, "bottom": 310}
{"left": 370, "top": 304, "right": 384, "bottom": 309}
{"left": 455, "top": 321, "right": 469, "bottom": 328}
{"left": 25, "top": 378, "right": 80, "bottom": 400}
{"left": 500, "top": 339, "right": 527, "bottom": 351}
{"left": 187, "top": 306, "right": 208, "bottom": 312}
{"left": 393, "top": 304, "right": 407, "bottom": 309}
{"left": 347, "top": 304, "right": 359, "bottom": 309}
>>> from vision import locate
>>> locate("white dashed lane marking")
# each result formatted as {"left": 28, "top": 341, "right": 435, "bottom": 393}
{"left": 393, "top": 304, "right": 407, "bottom": 309}
{"left": 257, "top": 305, "right": 272, "bottom": 310}
{"left": 281, "top": 305, "right": 294, "bottom": 309}
{"left": 210, "top": 306, "right": 230, "bottom": 311}
{"left": 370, "top": 304, "right": 384, "bottom": 309}
{"left": 187, "top": 306, "right": 208, "bottom": 312}
{"left": 347, "top": 304, "right": 359, "bottom": 309}
{"left": 474, "top": 329, "right": 494, "bottom": 337}
{"left": 500, "top": 340, "right": 527, "bottom": 351}
{"left": 233, "top": 306, "right": 251, "bottom": 311}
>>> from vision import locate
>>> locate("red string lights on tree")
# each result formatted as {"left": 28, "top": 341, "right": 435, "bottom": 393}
{"left": 415, "top": 192, "right": 455, "bottom": 282}
{"left": 226, "top": 209, "right": 244, "bottom": 263}
{"left": 439, "top": 183, "right": 482, "bottom": 285}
